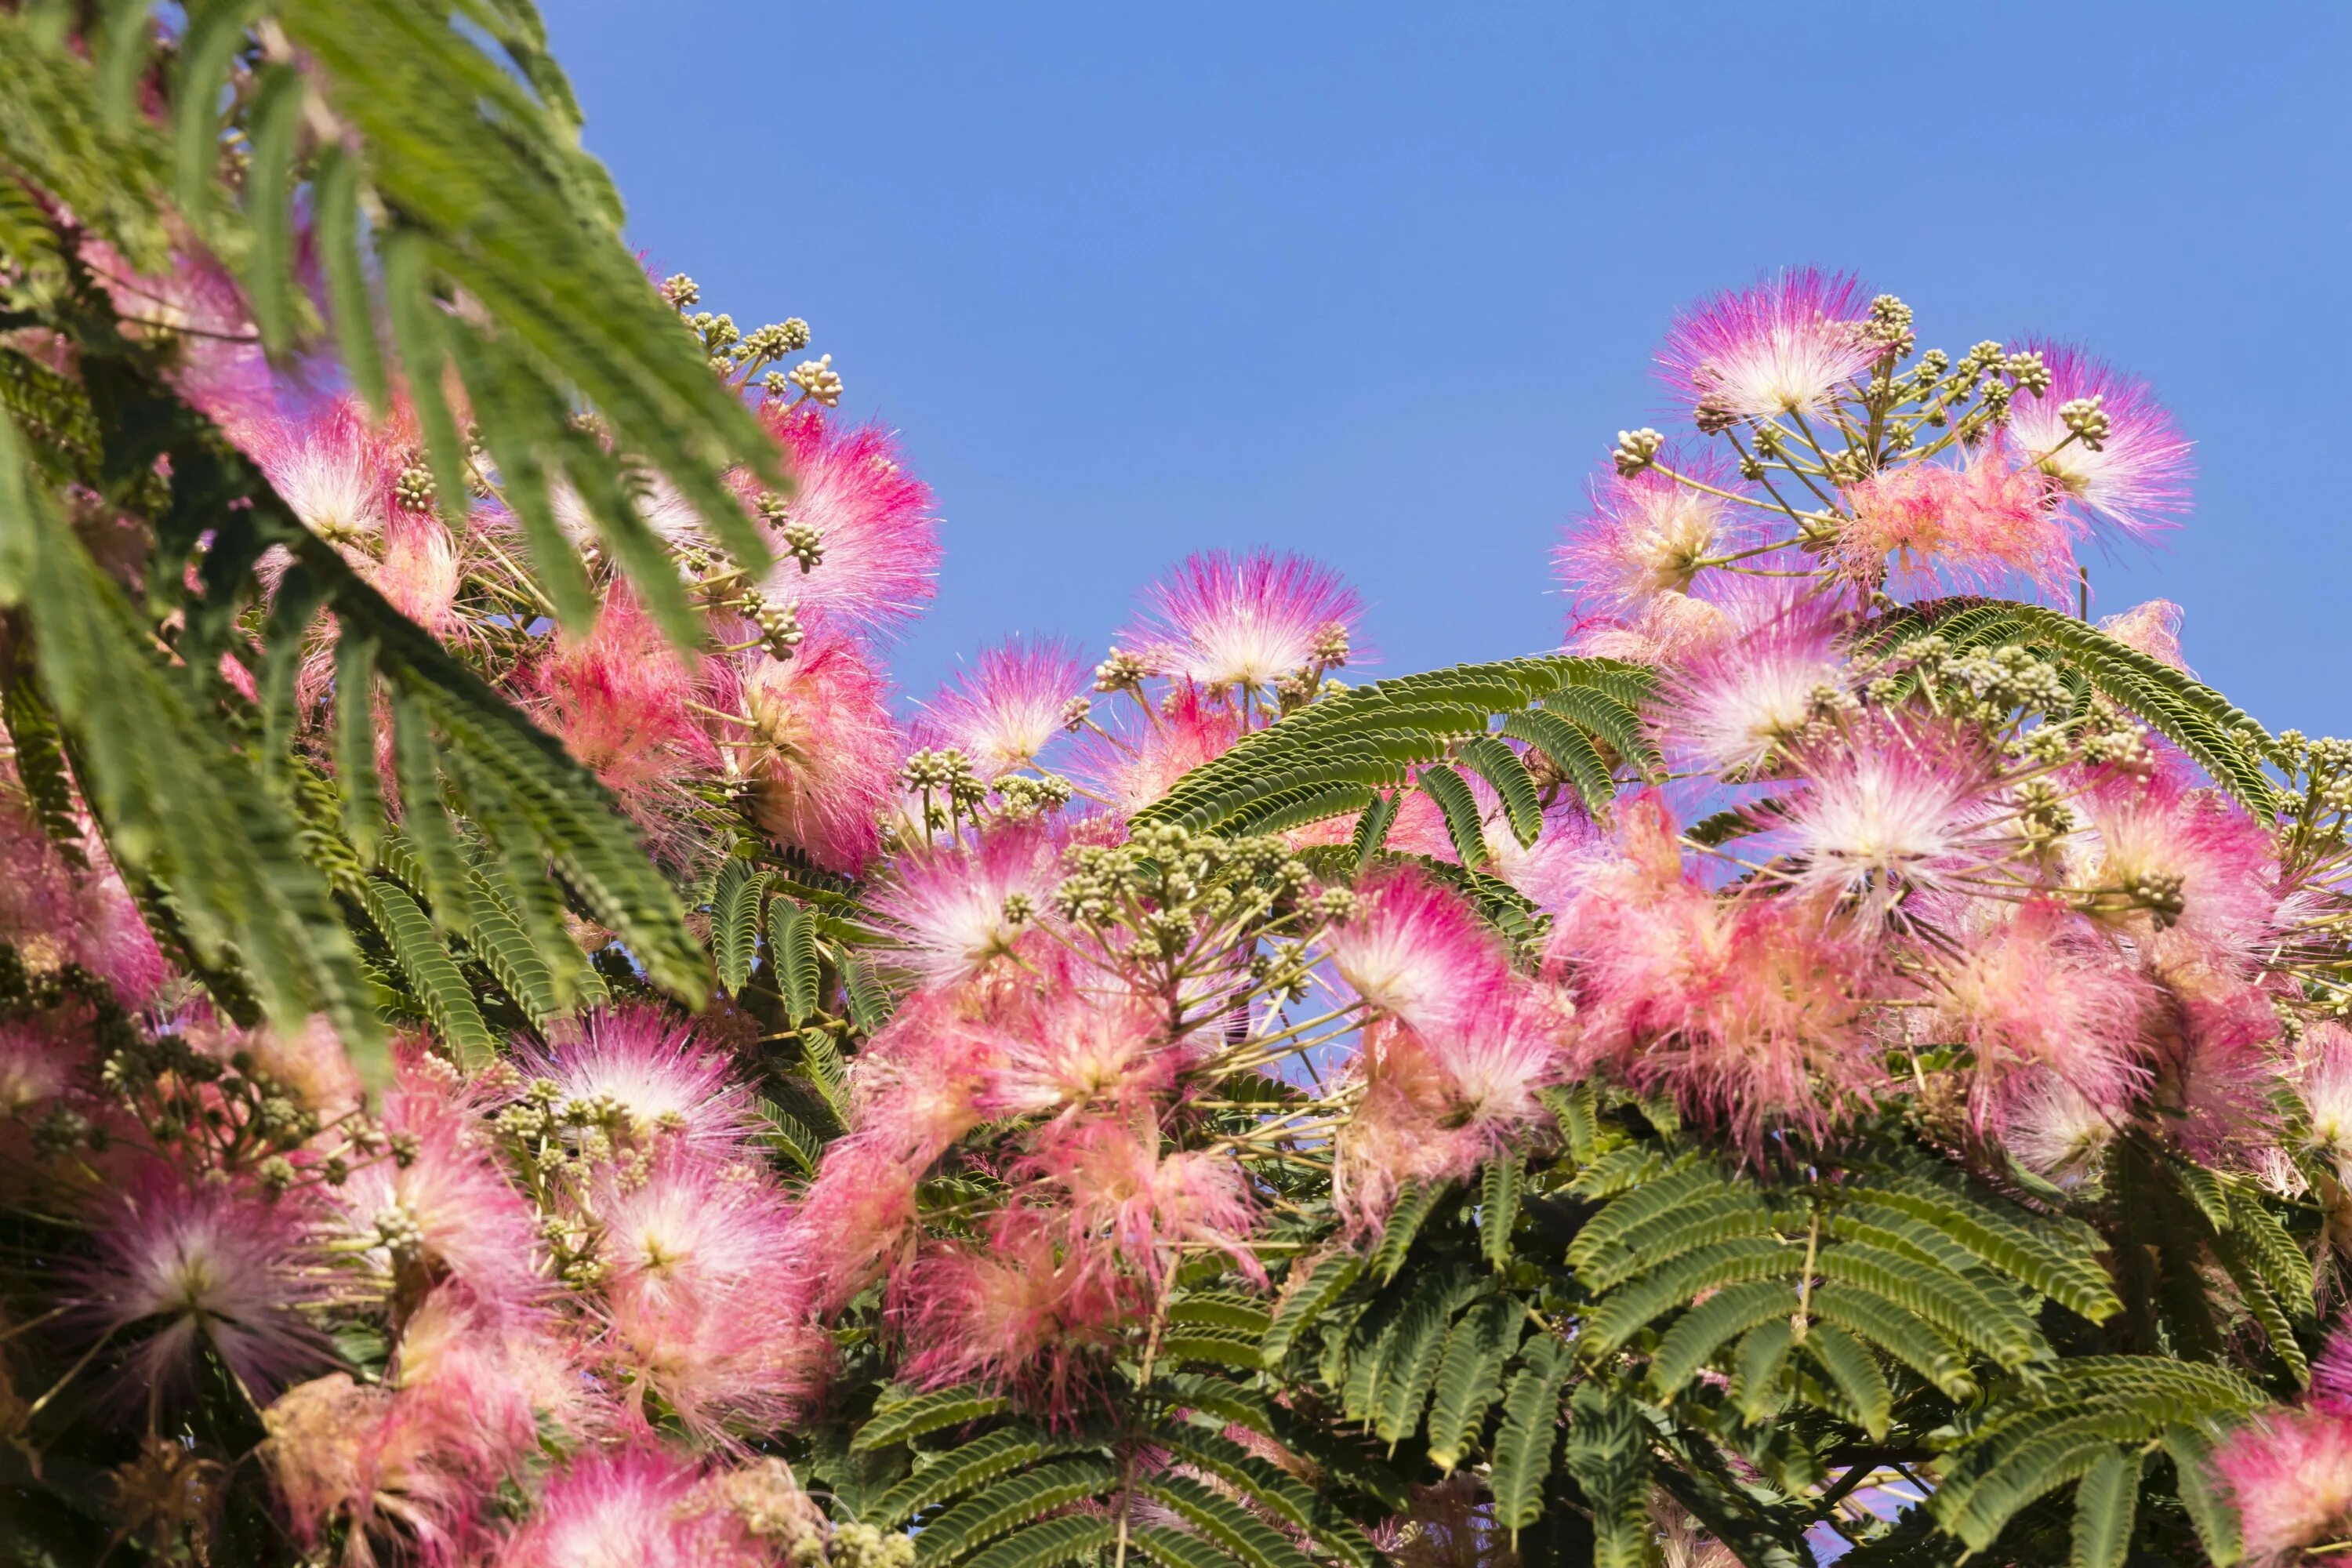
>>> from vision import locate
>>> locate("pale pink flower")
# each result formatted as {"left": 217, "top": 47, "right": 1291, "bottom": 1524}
{"left": 724, "top": 630, "right": 901, "bottom": 873}
{"left": 336, "top": 1070, "right": 544, "bottom": 1312}
{"left": 2002, "top": 1073, "right": 2118, "bottom": 1184}
{"left": 376, "top": 513, "right": 466, "bottom": 638}
{"left": 2301, "top": 1023, "right": 2352, "bottom": 1172}
{"left": 920, "top": 638, "right": 1086, "bottom": 778}
{"left": 975, "top": 975, "right": 1181, "bottom": 1123}
{"left": 593, "top": 1157, "right": 799, "bottom": 1317}
{"left": 0, "top": 793, "right": 169, "bottom": 1007}
{"left": 2314, "top": 1323, "right": 2352, "bottom": 1414}
{"left": 1567, "top": 590, "right": 1730, "bottom": 664}
{"left": 522, "top": 1005, "right": 758, "bottom": 1157}
{"left": 1124, "top": 550, "right": 1363, "bottom": 691}
{"left": 789, "top": 1134, "right": 924, "bottom": 1315}
{"left": 0, "top": 1015, "right": 81, "bottom": 1115}
{"left": 1922, "top": 901, "right": 2152, "bottom": 1127}
{"left": 2098, "top": 599, "right": 2191, "bottom": 673}
{"left": 527, "top": 586, "right": 717, "bottom": 821}
{"left": 2212, "top": 1406, "right": 2352, "bottom": 1564}
{"left": 243, "top": 397, "right": 405, "bottom": 549}
{"left": 869, "top": 823, "right": 1063, "bottom": 986}
{"left": 1319, "top": 869, "right": 1511, "bottom": 1036}
{"left": 1029, "top": 1118, "right": 1263, "bottom": 1286}
{"left": 852, "top": 986, "right": 999, "bottom": 1164}
{"left": 755, "top": 405, "right": 942, "bottom": 636}
{"left": 1480, "top": 794, "right": 1595, "bottom": 912}
{"left": 2005, "top": 340, "right": 2192, "bottom": 540}
{"left": 75, "top": 1167, "right": 330, "bottom": 1400}
{"left": 551, "top": 471, "right": 712, "bottom": 551}
{"left": 892, "top": 1212, "right": 1133, "bottom": 1421}
{"left": 1074, "top": 684, "right": 1242, "bottom": 816}
{"left": 1655, "top": 586, "right": 1848, "bottom": 777}
{"left": 1657, "top": 269, "right": 1877, "bottom": 424}
{"left": 1835, "top": 445, "right": 2073, "bottom": 598}
{"left": 80, "top": 238, "right": 271, "bottom": 434}
{"left": 1772, "top": 724, "right": 2005, "bottom": 920}
{"left": 1555, "top": 463, "right": 1735, "bottom": 611}
{"left": 265, "top": 1372, "right": 489, "bottom": 1567}
{"left": 2073, "top": 764, "right": 2279, "bottom": 974}
{"left": 492, "top": 1447, "right": 757, "bottom": 1568}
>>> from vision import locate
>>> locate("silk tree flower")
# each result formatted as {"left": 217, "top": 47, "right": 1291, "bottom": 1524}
{"left": 1319, "top": 868, "right": 1512, "bottom": 1036}
{"left": 868, "top": 822, "right": 1063, "bottom": 986}
{"left": 1834, "top": 445, "right": 2073, "bottom": 598}
{"left": 551, "top": 470, "right": 712, "bottom": 551}
{"left": 920, "top": 637, "right": 1086, "bottom": 779}
{"left": 2301, "top": 1024, "right": 2352, "bottom": 1175}
{"left": 1031, "top": 1116, "right": 1263, "bottom": 1286}
{"left": 1655, "top": 585, "right": 1848, "bottom": 778}
{"left": 0, "top": 1016, "right": 82, "bottom": 1115}
{"left": 2002, "top": 1073, "right": 2120, "bottom": 1184}
{"left": 975, "top": 972, "right": 1182, "bottom": 1123}
{"left": 788, "top": 1134, "right": 924, "bottom": 1315}
{"left": 1922, "top": 901, "right": 2153, "bottom": 1127}
{"left": 1769, "top": 723, "right": 2006, "bottom": 921}
{"left": 243, "top": 397, "right": 408, "bottom": 550}
{"left": 490, "top": 1446, "right": 763, "bottom": 1568}
{"left": 376, "top": 513, "right": 467, "bottom": 641}
{"left": 2212, "top": 1405, "right": 2352, "bottom": 1565}
{"left": 2071, "top": 764, "right": 2279, "bottom": 974}
{"left": 264, "top": 1372, "right": 488, "bottom": 1567}
{"left": 2004, "top": 340, "right": 2192, "bottom": 540}
{"left": 1555, "top": 461, "right": 1738, "bottom": 612}
{"left": 1566, "top": 589, "right": 1732, "bottom": 665}
{"left": 78, "top": 238, "right": 272, "bottom": 436}
{"left": 753, "top": 404, "right": 942, "bottom": 637}
{"left": 520, "top": 1005, "right": 758, "bottom": 1158}
{"left": 528, "top": 586, "right": 717, "bottom": 822}
{"left": 2098, "top": 598, "right": 2192, "bottom": 673}
{"left": 74, "top": 1165, "right": 331, "bottom": 1402}
{"left": 1656, "top": 269, "right": 1877, "bottom": 425}
{"left": 1073, "top": 683, "right": 1243, "bottom": 817}
{"left": 1123, "top": 550, "right": 1363, "bottom": 692}
{"left": 722, "top": 628, "right": 901, "bottom": 874}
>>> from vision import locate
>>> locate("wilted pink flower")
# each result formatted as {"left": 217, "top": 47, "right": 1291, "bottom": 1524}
{"left": 1555, "top": 463, "right": 1735, "bottom": 611}
{"left": 265, "top": 1372, "right": 487, "bottom": 1566}
{"left": 1922, "top": 901, "right": 2151, "bottom": 1127}
{"left": 725, "top": 630, "right": 901, "bottom": 873}
{"left": 2098, "top": 599, "right": 2191, "bottom": 673}
{"left": 1656, "top": 586, "right": 1848, "bottom": 777}
{"left": 869, "top": 823, "right": 1063, "bottom": 986}
{"left": 528, "top": 586, "right": 717, "bottom": 820}
{"left": 1835, "top": 446, "right": 2072, "bottom": 597}
{"left": 522, "top": 1005, "right": 757, "bottom": 1158}
{"left": 2005, "top": 340, "right": 2192, "bottom": 539}
{"left": 2212, "top": 1405, "right": 2352, "bottom": 1564}
{"left": 920, "top": 638, "right": 1085, "bottom": 778}
{"left": 76, "top": 1167, "right": 330, "bottom": 1400}
{"left": 756, "top": 405, "right": 942, "bottom": 636}
{"left": 1772, "top": 724, "right": 2004, "bottom": 920}
{"left": 1657, "top": 269, "right": 1876, "bottom": 424}
{"left": 1124, "top": 550, "right": 1363, "bottom": 691}
{"left": 1319, "top": 869, "right": 1511, "bottom": 1036}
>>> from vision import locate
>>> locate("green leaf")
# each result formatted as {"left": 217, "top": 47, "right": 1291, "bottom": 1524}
{"left": 2162, "top": 1425, "right": 2241, "bottom": 1567}
{"left": 1152, "top": 1428, "right": 1328, "bottom": 1543}
{"left": 2069, "top": 1448, "right": 2137, "bottom": 1568}
{"left": 1564, "top": 1383, "right": 1650, "bottom": 1568}
{"left": 1127, "top": 1526, "right": 1245, "bottom": 1568}
{"left": 960, "top": 1517, "right": 1123, "bottom": 1568}
{"left": 1498, "top": 709, "right": 1617, "bottom": 813}
{"left": 1457, "top": 735, "right": 1542, "bottom": 847}
{"left": 771, "top": 894, "right": 822, "bottom": 1024}
{"left": 1479, "top": 1157, "right": 1522, "bottom": 1271}
{"left": 868, "top": 1426, "right": 1081, "bottom": 1529}
{"left": 1370, "top": 1272, "right": 1468, "bottom": 1443}
{"left": 1138, "top": 1475, "right": 1319, "bottom": 1568}
{"left": 1370, "top": 1179, "right": 1453, "bottom": 1286}
{"left": 712, "top": 858, "right": 768, "bottom": 994}
{"left": 1490, "top": 1335, "right": 1572, "bottom": 1534}
{"left": 1425, "top": 1295, "right": 1524, "bottom": 1470}
{"left": 1262, "top": 1252, "right": 1361, "bottom": 1365}
{"left": 1733, "top": 1319, "right": 1798, "bottom": 1423}
{"left": 1349, "top": 789, "right": 1399, "bottom": 866}
{"left": 1798, "top": 1323, "right": 1891, "bottom": 1440}
{"left": 913, "top": 1459, "right": 1116, "bottom": 1566}
{"left": 362, "top": 877, "right": 495, "bottom": 1072}
{"left": 238, "top": 61, "right": 307, "bottom": 353}
{"left": 1647, "top": 1280, "right": 1802, "bottom": 1399}
{"left": 753, "top": 1096, "right": 825, "bottom": 1174}
{"left": 1416, "top": 764, "right": 1490, "bottom": 869}
{"left": 851, "top": 1385, "right": 1013, "bottom": 1453}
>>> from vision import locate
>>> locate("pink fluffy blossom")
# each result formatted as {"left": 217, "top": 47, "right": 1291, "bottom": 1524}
{"left": 1075, "top": 684, "right": 1242, "bottom": 817}
{"left": 377, "top": 514, "right": 466, "bottom": 639}
{"left": 1032, "top": 1117, "right": 1263, "bottom": 1286}
{"left": 242, "top": 397, "right": 407, "bottom": 550}
{"left": 1834, "top": 445, "right": 2073, "bottom": 598}
{"left": 755, "top": 405, "right": 942, "bottom": 636}
{"left": 80, "top": 239, "right": 272, "bottom": 434}
{"left": 789, "top": 1134, "right": 924, "bottom": 1315}
{"left": 75, "top": 1166, "right": 330, "bottom": 1401}
{"left": 2072, "top": 764, "right": 2279, "bottom": 975}
{"left": 1771, "top": 724, "right": 2005, "bottom": 920}
{"left": 522, "top": 1005, "right": 758, "bottom": 1158}
{"left": 2002, "top": 1073, "right": 2119, "bottom": 1184}
{"left": 920, "top": 637, "right": 1086, "bottom": 778}
{"left": 869, "top": 822, "right": 1064, "bottom": 986}
{"left": 2005, "top": 340, "right": 2193, "bottom": 540}
{"left": 1319, "top": 868, "right": 1512, "bottom": 1036}
{"left": 1655, "top": 586, "right": 1848, "bottom": 777}
{"left": 492, "top": 1446, "right": 760, "bottom": 1568}
{"left": 975, "top": 971, "right": 1182, "bottom": 1123}
{"left": 1567, "top": 590, "right": 1731, "bottom": 665}
{"left": 1555, "top": 462, "right": 1737, "bottom": 612}
{"left": 2212, "top": 1405, "right": 2352, "bottom": 1564}
{"left": 0, "top": 795, "right": 170, "bottom": 1008}
{"left": 1657, "top": 269, "right": 1878, "bottom": 425}
{"left": 2098, "top": 598, "right": 2191, "bottom": 673}
{"left": 1124, "top": 550, "right": 1363, "bottom": 691}
{"left": 0, "top": 1015, "right": 82, "bottom": 1115}
{"left": 528, "top": 586, "right": 717, "bottom": 822}
{"left": 551, "top": 470, "right": 713, "bottom": 551}
{"left": 892, "top": 1210, "right": 1133, "bottom": 1421}
{"left": 724, "top": 630, "right": 901, "bottom": 873}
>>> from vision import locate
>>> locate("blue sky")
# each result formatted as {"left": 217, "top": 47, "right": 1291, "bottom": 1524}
{"left": 543, "top": 2, "right": 2352, "bottom": 734}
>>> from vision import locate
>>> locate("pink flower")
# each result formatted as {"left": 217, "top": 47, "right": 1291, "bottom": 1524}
{"left": 75, "top": 1166, "right": 330, "bottom": 1401}
{"left": 376, "top": 513, "right": 466, "bottom": 639}
{"left": 869, "top": 823, "right": 1064, "bottom": 986}
{"left": 1319, "top": 869, "right": 1512, "bottom": 1036}
{"left": 755, "top": 405, "right": 942, "bottom": 637}
{"left": 920, "top": 638, "right": 1086, "bottom": 779}
{"left": 1657, "top": 269, "right": 1877, "bottom": 425}
{"left": 789, "top": 1134, "right": 924, "bottom": 1315}
{"left": 1771, "top": 724, "right": 2005, "bottom": 920}
{"left": 724, "top": 630, "right": 901, "bottom": 874}
{"left": 1029, "top": 1117, "right": 1262, "bottom": 1287}
{"left": 2004, "top": 340, "right": 2192, "bottom": 540}
{"left": 974, "top": 971, "right": 1181, "bottom": 1123}
{"left": 80, "top": 238, "right": 271, "bottom": 434}
{"left": 1921, "top": 901, "right": 2152, "bottom": 1128}
{"left": 1655, "top": 585, "right": 1848, "bottom": 777}
{"left": 0, "top": 794, "right": 170, "bottom": 1008}
{"left": 2098, "top": 599, "right": 2192, "bottom": 673}
{"left": 2002, "top": 1073, "right": 2118, "bottom": 1184}
{"left": 492, "top": 1447, "right": 757, "bottom": 1568}
{"left": 551, "top": 471, "right": 712, "bottom": 551}
{"left": 1835, "top": 446, "right": 2074, "bottom": 598}
{"left": 1555, "top": 462, "right": 1737, "bottom": 612}
{"left": 265, "top": 1372, "right": 487, "bottom": 1566}
{"left": 1123, "top": 550, "right": 1363, "bottom": 691}
{"left": 521, "top": 1005, "right": 759, "bottom": 1158}
{"left": 0, "top": 1014, "right": 82, "bottom": 1115}
{"left": 1566, "top": 590, "right": 1731, "bottom": 665}
{"left": 528, "top": 586, "right": 717, "bottom": 823}
{"left": 241, "top": 397, "right": 407, "bottom": 550}
{"left": 892, "top": 1211, "right": 1133, "bottom": 1421}
{"left": 2212, "top": 1406, "right": 2352, "bottom": 1564}
{"left": 1073, "top": 684, "right": 1242, "bottom": 817}
{"left": 2300, "top": 1023, "right": 2352, "bottom": 1173}
{"left": 2073, "top": 764, "right": 2279, "bottom": 975}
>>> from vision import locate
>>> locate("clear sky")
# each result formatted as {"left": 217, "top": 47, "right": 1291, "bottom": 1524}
{"left": 542, "top": 1, "right": 2352, "bottom": 735}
